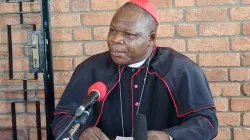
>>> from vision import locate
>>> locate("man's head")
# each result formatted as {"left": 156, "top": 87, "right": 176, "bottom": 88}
{"left": 107, "top": 0, "right": 158, "bottom": 65}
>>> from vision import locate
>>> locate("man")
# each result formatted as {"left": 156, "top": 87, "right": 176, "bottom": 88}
{"left": 52, "top": 0, "right": 218, "bottom": 140}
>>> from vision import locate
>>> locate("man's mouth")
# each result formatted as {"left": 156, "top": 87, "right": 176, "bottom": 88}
{"left": 110, "top": 50, "right": 124, "bottom": 56}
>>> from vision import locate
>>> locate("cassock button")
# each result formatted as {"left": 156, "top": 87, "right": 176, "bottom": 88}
{"left": 132, "top": 69, "right": 135, "bottom": 72}
{"left": 135, "top": 102, "right": 140, "bottom": 106}
{"left": 134, "top": 85, "right": 138, "bottom": 88}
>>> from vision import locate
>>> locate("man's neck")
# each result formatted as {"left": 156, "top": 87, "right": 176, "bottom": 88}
{"left": 128, "top": 48, "right": 154, "bottom": 68}
{"left": 128, "top": 58, "right": 147, "bottom": 68}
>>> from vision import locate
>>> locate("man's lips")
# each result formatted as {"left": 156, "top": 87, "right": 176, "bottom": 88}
{"left": 110, "top": 50, "right": 125, "bottom": 56}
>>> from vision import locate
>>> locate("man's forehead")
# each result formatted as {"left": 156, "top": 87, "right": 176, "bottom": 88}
{"left": 111, "top": 20, "right": 141, "bottom": 33}
{"left": 111, "top": 9, "right": 143, "bottom": 30}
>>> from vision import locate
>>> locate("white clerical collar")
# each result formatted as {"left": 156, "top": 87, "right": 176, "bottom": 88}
{"left": 128, "top": 58, "right": 147, "bottom": 68}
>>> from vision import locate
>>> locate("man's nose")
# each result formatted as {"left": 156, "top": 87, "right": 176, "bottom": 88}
{"left": 112, "top": 32, "right": 124, "bottom": 44}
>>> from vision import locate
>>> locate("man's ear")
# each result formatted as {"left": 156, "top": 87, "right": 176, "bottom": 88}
{"left": 149, "top": 31, "right": 156, "bottom": 47}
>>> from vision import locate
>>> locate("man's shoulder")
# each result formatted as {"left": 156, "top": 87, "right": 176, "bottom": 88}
{"left": 76, "top": 51, "right": 112, "bottom": 69}
{"left": 156, "top": 47, "right": 197, "bottom": 66}
{"left": 154, "top": 47, "right": 201, "bottom": 75}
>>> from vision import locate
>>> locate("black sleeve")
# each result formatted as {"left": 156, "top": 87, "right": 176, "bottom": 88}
{"left": 166, "top": 60, "right": 215, "bottom": 117}
{"left": 52, "top": 60, "right": 95, "bottom": 139}
{"left": 52, "top": 112, "right": 94, "bottom": 139}
{"left": 164, "top": 55, "right": 218, "bottom": 139}
{"left": 164, "top": 108, "right": 218, "bottom": 140}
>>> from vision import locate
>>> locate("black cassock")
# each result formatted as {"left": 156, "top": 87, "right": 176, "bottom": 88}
{"left": 52, "top": 47, "right": 218, "bottom": 140}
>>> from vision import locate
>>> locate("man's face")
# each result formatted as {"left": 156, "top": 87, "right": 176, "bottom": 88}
{"left": 107, "top": 7, "right": 153, "bottom": 65}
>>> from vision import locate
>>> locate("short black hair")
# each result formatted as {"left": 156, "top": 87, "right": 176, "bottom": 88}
{"left": 121, "top": 2, "right": 158, "bottom": 34}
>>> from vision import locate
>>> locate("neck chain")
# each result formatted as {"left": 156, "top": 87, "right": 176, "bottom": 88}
{"left": 118, "top": 57, "right": 150, "bottom": 137}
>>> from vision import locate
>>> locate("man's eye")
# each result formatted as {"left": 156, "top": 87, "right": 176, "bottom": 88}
{"left": 110, "top": 28, "right": 115, "bottom": 32}
{"left": 125, "top": 32, "right": 135, "bottom": 37}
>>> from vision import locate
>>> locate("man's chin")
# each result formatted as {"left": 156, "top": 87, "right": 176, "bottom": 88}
{"left": 111, "top": 56, "right": 129, "bottom": 65}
